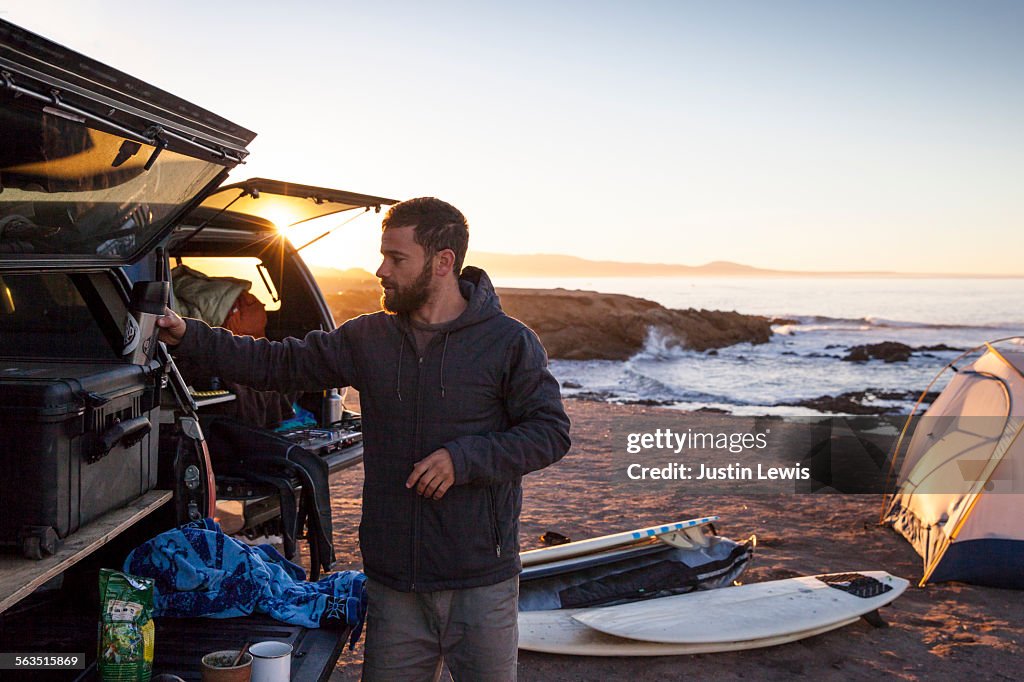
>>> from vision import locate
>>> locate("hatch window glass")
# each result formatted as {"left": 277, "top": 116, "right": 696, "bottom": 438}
{"left": 0, "top": 97, "right": 223, "bottom": 261}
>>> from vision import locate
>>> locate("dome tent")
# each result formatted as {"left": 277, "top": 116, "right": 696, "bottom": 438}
{"left": 883, "top": 339, "right": 1024, "bottom": 589}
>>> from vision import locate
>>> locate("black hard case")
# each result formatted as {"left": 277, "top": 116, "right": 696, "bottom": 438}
{"left": 0, "top": 359, "right": 161, "bottom": 554}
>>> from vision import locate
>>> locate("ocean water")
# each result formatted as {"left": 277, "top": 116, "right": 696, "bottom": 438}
{"left": 491, "top": 276, "right": 1024, "bottom": 415}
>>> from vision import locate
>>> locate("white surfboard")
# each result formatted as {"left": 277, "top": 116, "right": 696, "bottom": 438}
{"left": 520, "top": 516, "right": 718, "bottom": 567}
{"left": 518, "top": 607, "right": 860, "bottom": 656}
{"left": 571, "top": 571, "right": 908, "bottom": 644}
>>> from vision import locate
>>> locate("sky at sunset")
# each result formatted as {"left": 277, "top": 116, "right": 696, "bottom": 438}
{"left": 4, "top": 1, "right": 1022, "bottom": 274}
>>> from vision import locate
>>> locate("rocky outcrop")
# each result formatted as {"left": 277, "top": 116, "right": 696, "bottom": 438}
{"left": 498, "top": 288, "right": 772, "bottom": 360}
{"left": 843, "top": 342, "right": 914, "bottom": 363}
{"left": 324, "top": 288, "right": 381, "bottom": 324}
{"left": 784, "top": 389, "right": 941, "bottom": 415}
{"left": 842, "top": 342, "right": 965, "bottom": 363}
{"left": 321, "top": 276, "right": 772, "bottom": 361}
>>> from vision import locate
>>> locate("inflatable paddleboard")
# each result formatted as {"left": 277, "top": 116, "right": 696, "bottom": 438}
{"left": 572, "top": 571, "right": 908, "bottom": 644}
{"left": 518, "top": 607, "right": 860, "bottom": 656}
{"left": 520, "top": 516, "right": 718, "bottom": 567}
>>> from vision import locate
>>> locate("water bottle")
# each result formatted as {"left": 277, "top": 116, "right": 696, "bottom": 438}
{"left": 323, "top": 388, "right": 343, "bottom": 426}
{"left": 123, "top": 281, "right": 169, "bottom": 365}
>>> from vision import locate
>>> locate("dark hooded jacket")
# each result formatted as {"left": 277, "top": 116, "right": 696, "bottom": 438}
{"left": 174, "top": 267, "right": 571, "bottom": 591}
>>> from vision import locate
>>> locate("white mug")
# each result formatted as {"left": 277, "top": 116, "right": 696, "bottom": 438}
{"left": 249, "top": 640, "right": 292, "bottom": 682}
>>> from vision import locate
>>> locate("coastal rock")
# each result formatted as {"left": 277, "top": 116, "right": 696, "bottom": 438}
{"left": 842, "top": 342, "right": 965, "bottom": 364}
{"left": 571, "top": 390, "right": 618, "bottom": 402}
{"left": 323, "top": 287, "right": 381, "bottom": 323}
{"left": 498, "top": 288, "right": 772, "bottom": 360}
{"left": 785, "top": 389, "right": 941, "bottom": 415}
{"left": 843, "top": 342, "right": 914, "bottom": 363}
{"left": 618, "top": 398, "right": 678, "bottom": 407}
{"left": 321, "top": 274, "right": 773, "bottom": 361}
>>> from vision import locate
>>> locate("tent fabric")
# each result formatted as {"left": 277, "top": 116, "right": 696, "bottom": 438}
{"left": 884, "top": 345, "right": 1024, "bottom": 588}
{"left": 929, "top": 539, "right": 1024, "bottom": 589}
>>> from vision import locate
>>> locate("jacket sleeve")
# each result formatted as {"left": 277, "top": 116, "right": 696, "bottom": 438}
{"left": 172, "top": 316, "right": 360, "bottom": 393}
{"left": 444, "top": 327, "right": 571, "bottom": 485}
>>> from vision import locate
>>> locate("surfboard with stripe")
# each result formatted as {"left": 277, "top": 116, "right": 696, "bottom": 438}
{"left": 520, "top": 516, "right": 718, "bottom": 568}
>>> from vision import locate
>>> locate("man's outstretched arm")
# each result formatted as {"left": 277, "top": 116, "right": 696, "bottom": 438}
{"left": 157, "top": 308, "right": 358, "bottom": 393}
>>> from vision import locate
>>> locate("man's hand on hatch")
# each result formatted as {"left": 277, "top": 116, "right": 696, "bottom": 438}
{"left": 407, "top": 448, "right": 456, "bottom": 500}
{"left": 156, "top": 307, "right": 187, "bottom": 345}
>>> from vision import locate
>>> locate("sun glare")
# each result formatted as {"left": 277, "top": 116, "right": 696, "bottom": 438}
{"left": 260, "top": 208, "right": 297, "bottom": 232}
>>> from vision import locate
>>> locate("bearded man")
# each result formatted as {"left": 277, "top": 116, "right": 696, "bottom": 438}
{"left": 158, "top": 197, "right": 571, "bottom": 681}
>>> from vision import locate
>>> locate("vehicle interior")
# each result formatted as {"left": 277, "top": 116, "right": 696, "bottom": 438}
{"left": 0, "top": 19, "right": 395, "bottom": 678}
{"left": 155, "top": 182, "right": 398, "bottom": 545}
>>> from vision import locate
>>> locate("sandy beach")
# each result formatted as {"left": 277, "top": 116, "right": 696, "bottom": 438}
{"left": 322, "top": 398, "right": 1023, "bottom": 681}
{"left": 3, "top": 8, "right": 1020, "bottom": 681}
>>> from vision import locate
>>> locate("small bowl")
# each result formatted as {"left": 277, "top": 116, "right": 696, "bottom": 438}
{"left": 201, "top": 650, "right": 253, "bottom": 682}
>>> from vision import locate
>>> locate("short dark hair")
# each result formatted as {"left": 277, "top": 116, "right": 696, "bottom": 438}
{"left": 382, "top": 197, "right": 469, "bottom": 275}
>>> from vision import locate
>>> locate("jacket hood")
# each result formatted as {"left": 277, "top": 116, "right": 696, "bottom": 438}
{"left": 451, "top": 266, "right": 503, "bottom": 330}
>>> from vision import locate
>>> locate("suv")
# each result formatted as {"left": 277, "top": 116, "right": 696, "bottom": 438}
{"left": 0, "top": 19, "right": 393, "bottom": 679}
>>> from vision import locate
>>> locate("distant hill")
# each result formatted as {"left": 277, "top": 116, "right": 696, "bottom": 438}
{"left": 308, "top": 260, "right": 835, "bottom": 284}
{"left": 311, "top": 256, "right": 1013, "bottom": 281}
{"left": 459, "top": 254, "right": 766, "bottom": 277}
{"left": 466, "top": 253, "right": 909, "bottom": 278}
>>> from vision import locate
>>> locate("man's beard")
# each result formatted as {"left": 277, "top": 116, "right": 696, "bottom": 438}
{"left": 381, "top": 261, "right": 433, "bottom": 314}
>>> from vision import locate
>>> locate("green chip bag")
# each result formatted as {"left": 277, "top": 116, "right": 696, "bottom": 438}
{"left": 98, "top": 568, "right": 155, "bottom": 682}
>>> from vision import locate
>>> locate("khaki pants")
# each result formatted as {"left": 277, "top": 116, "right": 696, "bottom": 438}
{"left": 361, "top": 576, "right": 519, "bottom": 682}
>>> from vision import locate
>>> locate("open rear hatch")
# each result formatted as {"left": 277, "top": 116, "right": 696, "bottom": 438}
{"left": 0, "top": 19, "right": 255, "bottom": 271}
{"left": 195, "top": 177, "right": 397, "bottom": 228}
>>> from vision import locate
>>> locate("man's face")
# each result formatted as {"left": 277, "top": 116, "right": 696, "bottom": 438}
{"left": 376, "top": 225, "right": 434, "bottom": 314}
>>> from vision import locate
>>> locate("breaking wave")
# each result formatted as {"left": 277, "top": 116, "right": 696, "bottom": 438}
{"left": 630, "top": 327, "right": 692, "bottom": 361}
{"left": 772, "top": 314, "right": 997, "bottom": 335}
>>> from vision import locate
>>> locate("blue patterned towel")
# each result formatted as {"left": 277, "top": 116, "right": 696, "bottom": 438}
{"left": 124, "top": 519, "right": 367, "bottom": 646}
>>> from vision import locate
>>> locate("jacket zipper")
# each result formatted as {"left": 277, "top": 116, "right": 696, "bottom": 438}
{"left": 409, "top": 328, "right": 460, "bottom": 588}
{"left": 487, "top": 486, "right": 502, "bottom": 558}
{"left": 410, "top": 349, "right": 424, "bottom": 591}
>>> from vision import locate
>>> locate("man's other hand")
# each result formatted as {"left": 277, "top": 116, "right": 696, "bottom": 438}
{"left": 156, "top": 307, "right": 187, "bottom": 345}
{"left": 407, "top": 448, "right": 455, "bottom": 500}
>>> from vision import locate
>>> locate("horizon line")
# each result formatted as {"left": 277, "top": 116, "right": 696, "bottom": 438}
{"left": 310, "top": 252, "right": 1023, "bottom": 279}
